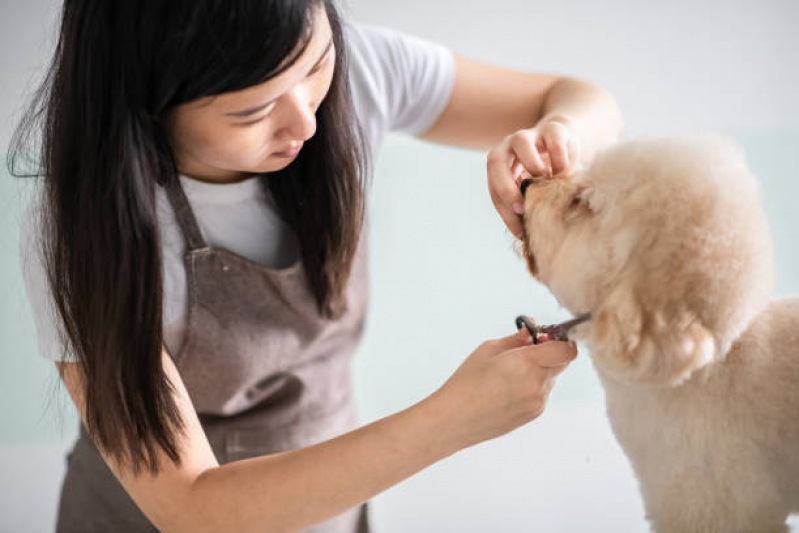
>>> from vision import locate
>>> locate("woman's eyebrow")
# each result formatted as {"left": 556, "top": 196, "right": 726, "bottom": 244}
{"left": 226, "top": 38, "right": 334, "bottom": 118}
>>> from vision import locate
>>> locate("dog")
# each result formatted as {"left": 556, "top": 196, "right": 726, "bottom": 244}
{"left": 517, "top": 134, "right": 799, "bottom": 532}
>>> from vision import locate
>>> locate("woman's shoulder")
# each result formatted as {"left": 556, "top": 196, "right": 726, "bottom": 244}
{"left": 344, "top": 22, "right": 455, "bottom": 139}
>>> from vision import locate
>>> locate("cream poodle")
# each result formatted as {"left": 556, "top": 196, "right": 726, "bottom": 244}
{"left": 518, "top": 134, "right": 799, "bottom": 532}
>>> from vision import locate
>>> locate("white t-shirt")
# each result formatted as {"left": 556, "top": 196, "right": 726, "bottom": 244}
{"left": 19, "top": 23, "right": 455, "bottom": 362}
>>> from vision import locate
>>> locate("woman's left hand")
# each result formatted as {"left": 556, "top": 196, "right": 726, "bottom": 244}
{"left": 486, "top": 114, "right": 582, "bottom": 239}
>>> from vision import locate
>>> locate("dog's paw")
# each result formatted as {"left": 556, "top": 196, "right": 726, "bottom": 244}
{"left": 589, "top": 285, "right": 716, "bottom": 385}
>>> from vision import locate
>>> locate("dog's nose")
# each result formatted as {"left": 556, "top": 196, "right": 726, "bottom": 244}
{"left": 520, "top": 178, "right": 534, "bottom": 195}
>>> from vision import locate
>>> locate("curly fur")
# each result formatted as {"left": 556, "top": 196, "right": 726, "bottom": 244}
{"left": 518, "top": 134, "right": 799, "bottom": 532}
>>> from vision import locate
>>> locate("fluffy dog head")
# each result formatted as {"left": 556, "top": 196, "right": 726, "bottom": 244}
{"left": 518, "top": 134, "right": 774, "bottom": 385}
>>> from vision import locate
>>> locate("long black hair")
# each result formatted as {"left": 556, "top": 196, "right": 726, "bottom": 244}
{"left": 8, "top": 0, "right": 367, "bottom": 475}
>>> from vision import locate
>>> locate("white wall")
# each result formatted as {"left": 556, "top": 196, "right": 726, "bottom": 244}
{"left": 344, "top": 0, "right": 799, "bottom": 135}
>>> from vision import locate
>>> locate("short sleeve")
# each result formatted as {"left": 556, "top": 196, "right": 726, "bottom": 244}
{"left": 19, "top": 192, "right": 76, "bottom": 362}
{"left": 346, "top": 23, "right": 455, "bottom": 141}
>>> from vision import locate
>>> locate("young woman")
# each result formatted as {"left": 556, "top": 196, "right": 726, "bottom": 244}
{"left": 12, "top": 0, "right": 623, "bottom": 531}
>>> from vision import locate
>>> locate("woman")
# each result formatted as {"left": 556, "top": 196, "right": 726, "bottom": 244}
{"left": 12, "top": 0, "right": 623, "bottom": 531}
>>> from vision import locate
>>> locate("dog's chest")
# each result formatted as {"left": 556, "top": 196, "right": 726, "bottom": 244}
{"left": 600, "top": 377, "right": 700, "bottom": 470}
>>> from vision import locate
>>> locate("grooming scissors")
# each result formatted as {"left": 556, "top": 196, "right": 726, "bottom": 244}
{"left": 515, "top": 313, "right": 592, "bottom": 344}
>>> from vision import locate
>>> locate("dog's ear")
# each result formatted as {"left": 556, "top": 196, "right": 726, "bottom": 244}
{"left": 565, "top": 185, "right": 597, "bottom": 223}
{"left": 588, "top": 283, "right": 716, "bottom": 385}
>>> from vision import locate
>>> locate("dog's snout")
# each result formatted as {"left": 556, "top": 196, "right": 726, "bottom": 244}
{"left": 520, "top": 178, "right": 534, "bottom": 195}
{"left": 520, "top": 176, "right": 552, "bottom": 196}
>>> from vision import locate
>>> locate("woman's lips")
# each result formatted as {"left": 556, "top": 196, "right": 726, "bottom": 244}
{"left": 272, "top": 143, "right": 303, "bottom": 158}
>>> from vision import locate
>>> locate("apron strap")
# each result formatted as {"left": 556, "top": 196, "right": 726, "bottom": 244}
{"left": 164, "top": 176, "right": 209, "bottom": 252}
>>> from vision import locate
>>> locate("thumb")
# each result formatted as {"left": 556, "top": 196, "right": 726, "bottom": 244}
{"left": 515, "top": 340, "right": 578, "bottom": 368}
{"left": 489, "top": 326, "right": 535, "bottom": 352}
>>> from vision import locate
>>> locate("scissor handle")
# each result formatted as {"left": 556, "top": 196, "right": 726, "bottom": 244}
{"left": 515, "top": 315, "right": 542, "bottom": 345}
{"left": 515, "top": 313, "right": 591, "bottom": 345}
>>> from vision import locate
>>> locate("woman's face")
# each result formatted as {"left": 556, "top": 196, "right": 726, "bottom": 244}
{"left": 166, "top": 8, "right": 336, "bottom": 183}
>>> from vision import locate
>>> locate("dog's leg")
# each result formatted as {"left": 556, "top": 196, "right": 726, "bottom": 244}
{"left": 589, "top": 283, "right": 716, "bottom": 385}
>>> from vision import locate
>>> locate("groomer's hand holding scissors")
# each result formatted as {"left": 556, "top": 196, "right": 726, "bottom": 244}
{"left": 430, "top": 326, "right": 577, "bottom": 449}
{"left": 486, "top": 114, "right": 582, "bottom": 239}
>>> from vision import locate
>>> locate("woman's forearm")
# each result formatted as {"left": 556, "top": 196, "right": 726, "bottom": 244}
{"left": 184, "top": 393, "right": 458, "bottom": 533}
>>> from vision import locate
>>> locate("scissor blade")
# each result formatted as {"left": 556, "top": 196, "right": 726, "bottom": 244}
{"left": 555, "top": 312, "right": 592, "bottom": 333}
{"left": 540, "top": 312, "right": 592, "bottom": 341}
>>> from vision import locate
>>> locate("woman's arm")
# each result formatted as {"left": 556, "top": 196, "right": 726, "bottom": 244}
{"left": 58, "top": 350, "right": 444, "bottom": 533}
{"left": 57, "top": 331, "right": 576, "bottom": 533}
{"left": 420, "top": 54, "right": 623, "bottom": 159}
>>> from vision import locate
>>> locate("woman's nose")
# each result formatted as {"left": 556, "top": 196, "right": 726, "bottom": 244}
{"left": 280, "top": 86, "right": 317, "bottom": 142}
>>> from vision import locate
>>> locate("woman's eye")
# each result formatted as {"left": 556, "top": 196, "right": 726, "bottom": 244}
{"left": 236, "top": 54, "right": 330, "bottom": 128}
{"left": 240, "top": 104, "right": 275, "bottom": 126}
{"left": 241, "top": 116, "right": 266, "bottom": 126}
{"left": 308, "top": 55, "right": 331, "bottom": 77}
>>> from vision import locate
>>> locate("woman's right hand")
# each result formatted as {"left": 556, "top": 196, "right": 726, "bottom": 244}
{"left": 428, "top": 327, "right": 577, "bottom": 451}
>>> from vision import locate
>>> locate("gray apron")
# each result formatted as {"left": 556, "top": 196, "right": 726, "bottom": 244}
{"left": 55, "top": 176, "right": 371, "bottom": 532}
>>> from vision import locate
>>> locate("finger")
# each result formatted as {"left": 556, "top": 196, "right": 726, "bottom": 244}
{"left": 535, "top": 136, "right": 554, "bottom": 175}
{"left": 566, "top": 136, "right": 582, "bottom": 172}
{"left": 511, "top": 160, "right": 533, "bottom": 190}
{"left": 543, "top": 129, "right": 569, "bottom": 175}
{"left": 545, "top": 359, "right": 572, "bottom": 378}
{"left": 540, "top": 152, "right": 553, "bottom": 175}
{"left": 487, "top": 143, "right": 526, "bottom": 238}
{"left": 511, "top": 159, "right": 525, "bottom": 180}
{"left": 486, "top": 142, "right": 517, "bottom": 201}
{"left": 497, "top": 204, "right": 524, "bottom": 238}
{"left": 489, "top": 326, "right": 536, "bottom": 351}
{"left": 509, "top": 132, "right": 550, "bottom": 176}
{"left": 514, "top": 340, "right": 578, "bottom": 368}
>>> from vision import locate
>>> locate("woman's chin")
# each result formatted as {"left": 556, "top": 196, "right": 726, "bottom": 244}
{"left": 255, "top": 154, "right": 300, "bottom": 173}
